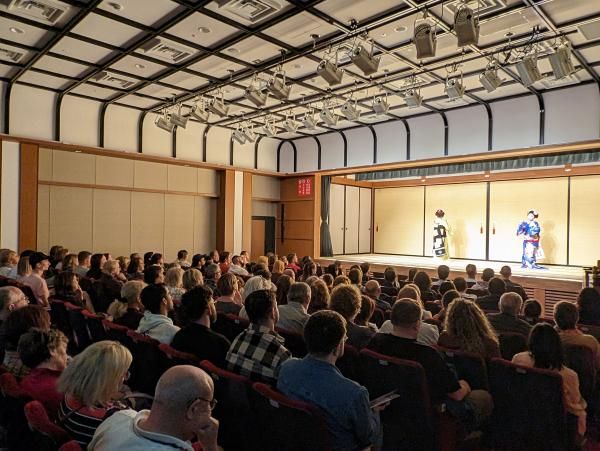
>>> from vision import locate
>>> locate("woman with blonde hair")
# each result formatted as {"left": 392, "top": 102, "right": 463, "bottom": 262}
{"left": 0, "top": 249, "right": 18, "bottom": 277}
{"left": 182, "top": 267, "right": 203, "bottom": 291}
{"left": 164, "top": 266, "right": 185, "bottom": 303}
{"left": 57, "top": 341, "right": 132, "bottom": 448}
{"left": 16, "top": 256, "right": 31, "bottom": 280}
{"left": 271, "top": 259, "right": 285, "bottom": 284}
{"left": 308, "top": 279, "right": 330, "bottom": 314}
{"left": 107, "top": 280, "right": 145, "bottom": 330}
{"left": 439, "top": 298, "right": 500, "bottom": 360}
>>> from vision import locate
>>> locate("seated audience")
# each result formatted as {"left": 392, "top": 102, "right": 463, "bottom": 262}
{"left": 54, "top": 271, "right": 94, "bottom": 312}
{"left": 432, "top": 264, "right": 450, "bottom": 288}
{"left": 0, "top": 286, "right": 29, "bottom": 351}
{"left": 278, "top": 311, "right": 382, "bottom": 451}
{"left": 74, "top": 251, "right": 92, "bottom": 278}
{"left": 219, "top": 252, "right": 231, "bottom": 275}
{"left": 20, "top": 251, "right": 50, "bottom": 307}
{"left": 359, "top": 262, "right": 371, "bottom": 284}
{"left": 500, "top": 265, "right": 528, "bottom": 301}
{"left": 57, "top": 341, "right": 132, "bottom": 449}
{"left": 554, "top": 301, "right": 600, "bottom": 370}
{"left": 413, "top": 271, "right": 437, "bottom": 302}
{"left": 150, "top": 253, "right": 164, "bottom": 267}
{"left": 487, "top": 292, "right": 532, "bottom": 336}
{"left": 94, "top": 260, "right": 125, "bottom": 312}
{"left": 165, "top": 267, "right": 186, "bottom": 303}
{"left": 214, "top": 272, "right": 242, "bottom": 315}
{"left": 476, "top": 277, "right": 506, "bottom": 312}
{"left": 355, "top": 295, "right": 378, "bottom": 332}
{"left": 171, "top": 286, "right": 231, "bottom": 368}
{"left": 229, "top": 255, "right": 250, "bottom": 277}
{"left": 471, "top": 268, "right": 494, "bottom": 291}
{"left": 348, "top": 268, "right": 363, "bottom": 289}
{"left": 275, "top": 274, "right": 293, "bottom": 306}
{"left": 277, "top": 282, "right": 311, "bottom": 334}
{"left": 465, "top": 264, "right": 477, "bottom": 284}
{"left": 438, "top": 280, "right": 456, "bottom": 298}
{"left": 364, "top": 280, "right": 392, "bottom": 311}
{"left": 144, "top": 265, "right": 164, "bottom": 285}
{"left": 299, "top": 262, "right": 316, "bottom": 282}
{"left": 329, "top": 284, "right": 374, "bottom": 349}
{"left": 190, "top": 254, "right": 205, "bottom": 272}
{"left": 286, "top": 253, "right": 301, "bottom": 273}
{"left": 16, "top": 255, "right": 32, "bottom": 280}
{"left": 108, "top": 280, "right": 145, "bottom": 330}
{"left": 380, "top": 293, "right": 440, "bottom": 347}
{"left": 271, "top": 260, "right": 285, "bottom": 284}
{"left": 137, "top": 284, "right": 179, "bottom": 345}
{"left": 59, "top": 253, "right": 77, "bottom": 273}
{"left": 513, "top": 323, "right": 587, "bottom": 436}
{"left": 18, "top": 328, "right": 69, "bottom": 417}
{"left": 88, "top": 365, "right": 219, "bottom": 451}
{"left": 576, "top": 287, "right": 600, "bottom": 326}
{"left": 433, "top": 290, "right": 462, "bottom": 326}
{"left": 407, "top": 267, "right": 418, "bottom": 283}
{"left": 438, "top": 299, "right": 501, "bottom": 360}
{"left": 382, "top": 266, "right": 400, "bottom": 289}
{"left": 282, "top": 268, "right": 296, "bottom": 281}
{"left": 322, "top": 274, "right": 334, "bottom": 292}
{"left": 203, "top": 264, "right": 221, "bottom": 296}
{"left": 333, "top": 275, "right": 351, "bottom": 287}
{"left": 86, "top": 254, "right": 106, "bottom": 280}
{"left": 309, "top": 279, "right": 330, "bottom": 314}
{"left": 522, "top": 299, "right": 542, "bottom": 326}
{"left": 3, "top": 305, "right": 51, "bottom": 377}
{"left": 0, "top": 249, "right": 18, "bottom": 277}
{"left": 183, "top": 268, "right": 203, "bottom": 291}
{"left": 453, "top": 276, "right": 477, "bottom": 301}
{"left": 226, "top": 289, "right": 290, "bottom": 384}
{"left": 174, "top": 250, "right": 190, "bottom": 269}
{"left": 366, "top": 299, "right": 493, "bottom": 430}
{"left": 126, "top": 255, "right": 144, "bottom": 281}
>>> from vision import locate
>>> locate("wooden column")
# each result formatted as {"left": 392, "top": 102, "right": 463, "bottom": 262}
{"left": 216, "top": 170, "right": 235, "bottom": 252}
{"left": 19, "top": 142, "right": 38, "bottom": 251}
{"left": 242, "top": 172, "right": 253, "bottom": 254}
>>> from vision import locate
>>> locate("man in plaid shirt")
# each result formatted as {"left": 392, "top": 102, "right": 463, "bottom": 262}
{"left": 226, "top": 289, "right": 291, "bottom": 384}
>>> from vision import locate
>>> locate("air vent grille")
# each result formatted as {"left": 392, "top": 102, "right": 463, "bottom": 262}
{"left": 0, "top": 46, "right": 25, "bottom": 63}
{"left": 4, "top": 0, "right": 68, "bottom": 25}
{"left": 543, "top": 289, "right": 578, "bottom": 317}
{"left": 90, "top": 71, "right": 137, "bottom": 89}
{"left": 138, "top": 38, "right": 195, "bottom": 63}
{"left": 214, "top": 0, "right": 282, "bottom": 23}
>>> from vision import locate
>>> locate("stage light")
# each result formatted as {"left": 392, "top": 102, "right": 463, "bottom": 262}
{"left": 283, "top": 114, "right": 299, "bottom": 133}
{"left": 317, "top": 58, "right": 344, "bottom": 86}
{"left": 189, "top": 99, "right": 210, "bottom": 122}
{"left": 349, "top": 42, "right": 380, "bottom": 76}
{"left": 301, "top": 111, "right": 317, "bottom": 130}
{"left": 267, "top": 69, "right": 291, "bottom": 100}
{"left": 242, "top": 125, "right": 256, "bottom": 142}
{"left": 341, "top": 98, "right": 360, "bottom": 121}
{"left": 169, "top": 104, "right": 188, "bottom": 129}
{"left": 445, "top": 76, "right": 465, "bottom": 100}
{"left": 232, "top": 126, "right": 246, "bottom": 144}
{"left": 564, "top": 163, "right": 572, "bottom": 172}
{"left": 372, "top": 94, "right": 389, "bottom": 115}
{"left": 207, "top": 94, "right": 229, "bottom": 117}
{"left": 401, "top": 88, "right": 423, "bottom": 108}
{"left": 549, "top": 42, "right": 576, "bottom": 79}
{"left": 245, "top": 82, "right": 268, "bottom": 107}
{"left": 515, "top": 55, "right": 542, "bottom": 87}
{"left": 420, "top": 176, "right": 426, "bottom": 183}
{"left": 155, "top": 111, "right": 174, "bottom": 133}
{"left": 263, "top": 118, "right": 277, "bottom": 137}
{"left": 414, "top": 12, "right": 437, "bottom": 59}
{"left": 319, "top": 102, "right": 338, "bottom": 126}
{"left": 479, "top": 62, "right": 503, "bottom": 93}
{"left": 484, "top": 171, "right": 490, "bottom": 178}
{"left": 454, "top": 3, "right": 479, "bottom": 47}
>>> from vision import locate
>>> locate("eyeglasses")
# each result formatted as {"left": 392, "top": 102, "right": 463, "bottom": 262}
{"left": 187, "top": 396, "right": 218, "bottom": 411}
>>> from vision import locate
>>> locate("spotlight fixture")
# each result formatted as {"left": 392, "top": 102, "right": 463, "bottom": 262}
{"left": 189, "top": 98, "right": 210, "bottom": 122}
{"left": 317, "top": 53, "right": 344, "bottom": 86}
{"left": 564, "top": 163, "right": 572, "bottom": 172}
{"left": 445, "top": 73, "right": 465, "bottom": 100}
{"left": 413, "top": 11, "right": 437, "bottom": 59}
{"left": 155, "top": 111, "right": 174, "bottom": 133}
{"left": 549, "top": 42, "right": 576, "bottom": 79}
{"left": 349, "top": 41, "right": 380, "bottom": 76}
{"left": 401, "top": 88, "right": 423, "bottom": 108}
{"left": 454, "top": 2, "right": 479, "bottom": 47}
{"left": 319, "top": 100, "right": 338, "bottom": 126}
{"left": 479, "top": 60, "right": 503, "bottom": 93}
{"left": 341, "top": 98, "right": 361, "bottom": 121}
{"left": 263, "top": 118, "right": 277, "bottom": 137}
{"left": 515, "top": 55, "right": 542, "bottom": 87}
{"left": 283, "top": 113, "right": 299, "bottom": 133}
{"left": 207, "top": 92, "right": 229, "bottom": 117}
{"left": 302, "top": 110, "right": 318, "bottom": 130}
{"left": 232, "top": 126, "right": 246, "bottom": 144}
{"left": 169, "top": 104, "right": 188, "bottom": 129}
{"left": 245, "top": 76, "right": 268, "bottom": 107}
{"left": 372, "top": 92, "right": 389, "bottom": 115}
{"left": 242, "top": 125, "right": 256, "bottom": 143}
{"left": 267, "top": 68, "right": 291, "bottom": 100}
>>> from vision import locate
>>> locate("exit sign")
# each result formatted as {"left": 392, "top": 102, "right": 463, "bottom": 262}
{"left": 297, "top": 178, "right": 312, "bottom": 197}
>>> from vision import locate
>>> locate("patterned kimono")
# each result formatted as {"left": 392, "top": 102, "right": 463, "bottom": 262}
{"left": 517, "top": 220, "right": 541, "bottom": 268}
{"left": 433, "top": 217, "right": 450, "bottom": 259}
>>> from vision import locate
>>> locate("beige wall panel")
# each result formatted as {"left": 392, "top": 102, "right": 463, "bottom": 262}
{"left": 489, "top": 178, "right": 568, "bottom": 264}
{"left": 168, "top": 165, "right": 197, "bottom": 193}
{"left": 374, "top": 186, "right": 425, "bottom": 255}
{"left": 96, "top": 156, "right": 134, "bottom": 188}
{"left": 93, "top": 189, "right": 131, "bottom": 257}
{"left": 344, "top": 186, "right": 360, "bottom": 254}
{"left": 198, "top": 168, "right": 219, "bottom": 195}
{"left": 329, "top": 184, "right": 345, "bottom": 255}
{"left": 424, "top": 183, "right": 487, "bottom": 259}
{"left": 38, "top": 148, "right": 53, "bottom": 181}
{"left": 134, "top": 161, "right": 167, "bottom": 190}
{"left": 252, "top": 200, "right": 277, "bottom": 217}
{"left": 252, "top": 175, "right": 280, "bottom": 200}
{"left": 359, "top": 188, "right": 372, "bottom": 253}
{"left": 569, "top": 175, "right": 600, "bottom": 266}
{"left": 49, "top": 186, "right": 93, "bottom": 252}
{"left": 52, "top": 151, "right": 95, "bottom": 184}
{"left": 164, "top": 194, "right": 195, "bottom": 261}
{"left": 131, "top": 192, "right": 165, "bottom": 254}
{"left": 194, "top": 197, "right": 217, "bottom": 255}
{"left": 37, "top": 185, "right": 50, "bottom": 253}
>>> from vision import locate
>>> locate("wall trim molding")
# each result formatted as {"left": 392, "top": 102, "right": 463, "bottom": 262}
{"left": 38, "top": 180, "right": 220, "bottom": 198}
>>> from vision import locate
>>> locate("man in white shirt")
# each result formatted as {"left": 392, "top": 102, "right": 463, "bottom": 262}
{"left": 137, "top": 284, "right": 180, "bottom": 344}
{"left": 228, "top": 255, "right": 249, "bottom": 277}
{"left": 277, "top": 282, "right": 311, "bottom": 334}
{"left": 89, "top": 365, "right": 219, "bottom": 451}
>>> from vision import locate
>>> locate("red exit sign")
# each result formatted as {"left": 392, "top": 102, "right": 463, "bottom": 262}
{"left": 297, "top": 178, "right": 312, "bottom": 197}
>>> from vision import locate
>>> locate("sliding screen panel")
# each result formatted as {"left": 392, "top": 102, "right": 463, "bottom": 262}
{"left": 131, "top": 192, "right": 165, "bottom": 255}
{"left": 489, "top": 178, "right": 568, "bottom": 264}
{"left": 49, "top": 186, "right": 93, "bottom": 252}
{"left": 359, "top": 188, "right": 372, "bottom": 253}
{"left": 374, "top": 186, "right": 425, "bottom": 255}
{"left": 344, "top": 186, "right": 360, "bottom": 254}
{"left": 329, "top": 183, "right": 345, "bottom": 255}
{"left": 424, "top": 183, "right": 487, "bottom": 259}
{"left": 93, "top": 189, "right": 131, "bottom": 257}
{"left": 164, "top": 194, "right": 195, "bottom": 262}
{"left": 569, "top": 175, "right": 600, "bottom": 266}
{"left": 37, "top": 185, "right": 50, "bottom": 253}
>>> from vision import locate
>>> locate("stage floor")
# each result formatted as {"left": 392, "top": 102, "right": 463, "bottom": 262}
{"left": 319, "top": 254, "right": 585, "bottom": 284}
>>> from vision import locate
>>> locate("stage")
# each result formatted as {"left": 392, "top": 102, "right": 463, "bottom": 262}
{"left": 317, "top": 254, "right": 587, "bottom": 316}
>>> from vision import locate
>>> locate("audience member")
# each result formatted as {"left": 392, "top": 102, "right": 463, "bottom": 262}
{"left": 275, "top": 274, "right": 292, "bottom": 306}
{"left": 487, "top": 292, "right": 531, "bottom": 336}
{"left": 55, "top": 271, "right": 95, "bottom": 312}
{"left": 94, "top": 260, "right": 125, "bottom": 312}
{"left": 182, "top": 268, "right": 203, "bottom": 291}
{"left": 465, "top": 264, "right": 478, "bottom": 284}
{"left": 309, "top": 279, "right": 330, "bottom": 314}
{"left": 300, "top": 262, "right": 317, "bottom": 282}
{"left": 278, "top": 311, "right": 382, "bottom": 451}
{"left": 433, "top": 289, "right": 461, "bottom": 325}
{"left": 438, "top": 299, "right": 501, "bottom": 360}
{"left": 513, "top": 323, "right": 587, "bottom": 436}
{"left": 57, "top": 341, "right": 131, "bottom": 448}
{"left": 355, "top": 295, "right": 378, "bottom": 332}
{"left": 115, "top": 256, "right": 129, "bottom": 276}
{"left": 322, "top": 273, "right": 334, "bottom": 291}
{"left": 577, "top": 287, "right": 600, "bottom": 326}
{"left": 476, "top": 277, "right": 506, "bottom": 312}
{"left": 329, "top": 284, "right": 374, "bottom": 349}
{"left": 109, "top": 281, "right": 145, "bottom": 330}
{"left": 432, "top": 265, "right": 450, "bottom": 288}
{"left": 270, "top": 260, "right": 285, "bottom": 284}
{"left": 165, "top": 267, "right": 186, "bottom": 303}
{"left": 204, "top": 264, "right": 221, "bottom": 295}
{"left": 382, "top": 266, "right": 399, "bottom": 288}
{"left": 16, "top": 255, "right": 32, "bottom": 280}
{"left": 500, "top": 266, "right": 528, "bottom": 301}
{"left": 20, "top": 251, "right": 50, "bottom": 307}
{"left": 522, "top": 299, "right": 542, "bottom": 326}
{"left": 0, "top": 286, "right": 29, "bottom": 351}
{"left": 454, "top": 277, "right": 477, "bottom": 301}
{"left": 150, "top": 253, "right": 164, "bottom": 267}
{"left": 282, "top": 268, "right": 296, "bottom": 281}
{"left": 226, "top": 289, "right": 290, "bottom": 384}
{"left": 359, "top": 262, "right": 371, "bottom": 284}
{"left": 74, "top": 251, "right": 92, "bottom": 278}
{"left": 18, "top": 328, "right": 68, "bottom": 417}
{"left": 277, "top": 282, "right": 311, "bottom": 334}
{"left": 0, "top": 249, "right": 18, "bottom": 277}
{"left": 554, "top": 301, "right": 600, "bottom": 370}
{"left": 286, "top": 253, "right": 301, "bottom": 273}
{"left": 407, "top": 267, "right": 418, "bottom": 283}
{"left": 219, "top": 252, "right": 231, "bottom": 275}
{"left": 53, "top": 248, "right": 69, "bottom": 271}
{"left": 333, "top": 275, "right": 350, "bottom": 287}
{"left": 144, "top": 265, "right": 164, "bottom": 285}
{"left": 126, "top": 256, "right": 144, "bottom": 281}
{"left": 364, "top": 280, "right": 392, "bottom": 311}
{"left": 86, "top": 253, "right": 107, "bottom": 280}
{"left": 348, "top": 268, "right": 363, "bottom": 288}
{"left": 214, "top": 272, "right": 242, "bottom": 315}
{"left": 438, "top": 280, "right": 456, "bottom": 298}
{"left": 380, "top": 295, "right": 440, "bottom": 347}
{"left": 413, "top": 271, "right": 437, "bottom": 302}
{"left": 175, "top": 250, "right": 190, "bottom": 269}
{"left": 471, "top": 268, "right": 494, "bottom": 291}
{"left": 137, "top": 284, "right": 179, "bottom": 345}
{"left": 172, "top": 286, "right": 230, "bottom": 367}
{"left": 229, "top": 255, "right": 250, "bottom": 277}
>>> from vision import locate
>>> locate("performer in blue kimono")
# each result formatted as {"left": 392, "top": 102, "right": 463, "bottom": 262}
{"left": 517, "top": 210, "right": 544, "bottom": 269}
{"left": 433, "top": 209, "right": 450, "bottom": 259}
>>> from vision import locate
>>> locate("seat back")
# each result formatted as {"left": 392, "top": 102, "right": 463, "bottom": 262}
{"left": 276, "top": 327, "right": 306, "bottom": 357}
{"left": 0, "top": 373, "right": 33, "bottom": 451}
{"left": 158, "top": 344, "right": 200, "bottom": 368}
{"left": 380, "top": 286, "right": 399, "bottom": 297}
{"left": 213, "top": 313, "right": 250, "bottom": 341}
{"left": 251, "top": 382, "right": 331, "bottom": 451}
{"left": 466, "top": 288, "right": 488, "bottom": 297}
{"left": 336, "top": 343, "right": 362, "bottom": 383}
{"left": 563, "top": 344, "right": 596, "bottom": 405}
{"left": 101, "top": 319, "right": 133, "bottom": 348}
{"left": 49, "top": 299, "right": 72, "bottom": 338}
{"left": 577, "top": 323, "right": 600, "bottom": 343}
{"left": 488, "top": 358, "right": 571, "bottom": 451}
{"left": 81, "top": 310, "right": 108, "bottom": 342}
{"left": 359, "top": 349, "right": 436, "bottom": 451}
{"left": 498, "top": 332, "right": 528, "bottom": 360}
{"left": 65, "top": 302, "right": 92, "bottom": 351}
{"left": 370, "top": 307, "right": 386, "bottom": 328}
{"left": 59, "top": 440, "right": 82, "bottom": 451}
{"left": 126, "top": 330, "right": 164, "bottom": 395}
{"left": 24, "top": 400, "right": 72, "bottom": 450}
{"left": 437, "top": 346, "right": 489, "bottom": 390}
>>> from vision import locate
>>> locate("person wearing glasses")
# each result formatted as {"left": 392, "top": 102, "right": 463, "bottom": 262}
{"left": 89, "top": 365, "right": 219, "bottom": 451}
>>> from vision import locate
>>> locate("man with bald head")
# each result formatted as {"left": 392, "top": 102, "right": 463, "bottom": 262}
{"left": 364, "top": 280, "right": 392, "bottom": 311}
{"left": 89, "top": 365, "right": 219, "bottom": 451}
{"left": 0, "top": 286, "right": 28, "bottom": 356}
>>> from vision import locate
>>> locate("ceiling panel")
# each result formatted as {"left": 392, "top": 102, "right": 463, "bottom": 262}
{"left": 187, "top": 55, "right": 246, "bottom": 79}
{"left": 579, "top": 46, "right": 600, "bottom": 64}
{"left": 19, "top": 71, "right": 71, "bottom": 90}
{"left": 371, "top": 13, "right": 419, "bottom": 48}
{"left": 159, "top": 72, "right": 209, "bottom": 90}
{"left": 98, "top": 0, "right": 183, "bottom": 27}
{"left": 0, "top": 16, "right": 54, "bottom": 47}
{"left": 315, "top": 0, "right": 406, "bottom": 24}
{"left": 221, "top": 35, "right": 283, "bottom": 65}
{"left": 71, "top": 82, "right": 121, "bottom": 100}
{"left": 473, "top": 81, "right": 530, "bottom": 100}
{"left": 166, "top": 11, "right": 241, "bottom": 48}
{"left": 110, "top": 54, "right": 169, "bottom": 78}
{"left": 71, "top": 13, "right": 143, "bottom": 48}
{"left": 389, "top": 105, "right": 432, "bottom": 117}
{"left": 279, "top": 56, "right": 319, "bottom": 79}
{"left": 118, "top": 94, "right": 162, "bottom": 109}
{"left": 136, "top": 83, "right": 186, "bottom": 99}
{"left": 0, "top": 42, "right": 34, "bottom": 65}
{"left": 0, "top": 63, "right": 18, "bottom": 78}
{"left": 51, "top": 36, "right": 117, "bottom": 63}
{"left": 204, "top": 0, "right": 294, "bottom": 27}
{"left": 33, "top": 55, "right": 91, "bottom": 78}
{"left": 542, "top": 0, "right": 600, "bottom": 26}
{"left": 289, "top": 87, "right": 320, "bottom": 101}
{"left": 262, "top": 12, "right": 338, "bottom": 47}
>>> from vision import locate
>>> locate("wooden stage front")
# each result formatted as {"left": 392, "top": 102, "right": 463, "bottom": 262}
{"left": 317, "top": 254, "right": 587, "bottom": 317}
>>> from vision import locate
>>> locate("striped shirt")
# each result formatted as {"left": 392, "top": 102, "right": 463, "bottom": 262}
{"left": 226, "top": 323, "right": 291, "bottom": 385}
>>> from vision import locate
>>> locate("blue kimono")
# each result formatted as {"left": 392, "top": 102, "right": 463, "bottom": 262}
{"left": 516, "top": 220, "right": 541, "bottom": 268}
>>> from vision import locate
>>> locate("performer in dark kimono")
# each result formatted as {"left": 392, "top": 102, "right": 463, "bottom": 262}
{"left": 433, "top": 209, "right": 450, "bottom": 260}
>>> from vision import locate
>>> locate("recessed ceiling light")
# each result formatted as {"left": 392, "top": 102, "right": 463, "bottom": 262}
{"left": 394, "top": 25, "right": 408, "bottom": 33}
{"left": 226, "top": 47, "right": 240, "bottom": 54}
{"left": 197, "top": 27, "right": 211, "bottom": 34}
{"left": 293, "top": 63, "right": 303, "bottom": 69}
{"left": 380, "top": 32, "right": 387, "bottom": 37}
{"left": 134, "top": 63, "right": 145, "bottom": 69}
{"left": 9, "top": 27, "right": 24, "bottom": 34}
{"left": 107, "top": 2, "right": 124, "bottom": 11}
{"left": 75, "top": 150, "right": 82, "bottom": 153}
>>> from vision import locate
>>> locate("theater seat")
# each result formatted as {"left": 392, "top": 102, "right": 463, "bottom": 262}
{"left": 0, "top": 373, "right": 33, "bottom": 451}
{"left": 437, "top": 346, "right": 489, "bottom": 391}
{"left": 498, "top": 332, "right": 528, "bottom": 360}
{"left": 81, "top": 309, "right": 108, "bottom": 342}
{"left": 158, "top": 343, "right": 200, "bottom": 367}
{"left": 59, "top": 440, "right": 82, "bottom": 451}
{"left": 24, "top": 400, "right": 72, "bottom": 449}
{"left": 65, "top": 302, "right": 92, "bottom": 351}
{"left": 102, "top": 319, "right": 133, "bottom": 348}
{"left": 212, "top": 313, "right": 250, "bottom": 341}
{"left": 275, "top": 327, "right": 307, "bottom": 357}
{"left": 126, "top": 330, "right": 164, "bottom": 395}
{"left": 336, "top": 343, "right": 362, "bottom": 383}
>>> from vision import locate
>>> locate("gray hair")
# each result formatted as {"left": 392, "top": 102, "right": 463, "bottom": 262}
{"left": 499, "top": 292, "right": 523, "bottom": 316}
{"left": 288, "top": 282, "right": 311, "bottom": 304}
{"left": 243, "top": 275, "right": 274, "bottom": 301}
{"left": 0, "top": 286, "right": 22, "bottom": 311}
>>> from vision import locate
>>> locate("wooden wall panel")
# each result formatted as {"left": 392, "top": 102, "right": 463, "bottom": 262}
{"left": 168, "top": 165, "right": 197, "bottom": 193}
{"left": 19, "top": 143, "right": 39, "bottom": 251}
{"left": 569, "top": 175, "right": 600, "bottom": 266}
{"left": 242, "top": 173, "right": 252, "bottom": 254}
{"left": 93, "top": 189, "right": 131, "bottom": 257}
{"left": 52, "top": 151, "right": 95, "bottom": 184}
{"left": 276, "top": 239, "right": 314, "bottom": 260}
{"left": 252, "top": 175, "right": 280, "bottom": 200}
{"left": 280, "top": 201, "right": 314, "bottom": 221}
{"left": 134, "top": 161, "right": 168, "bottom": 190}
{"left": 198, "top": 168, "right": 219, "bottom": 195}
{"left": 131, "top": 192, "right": 165, "bottom": 254}
{"left": 194, "top": 197, "right": 217, "bottom": 255}
{"left": 359, "top": 187, "right": 372, "bottom": 253}
{"left": 37, "top": 185, "right": 49, "bottom": 253}
{"left": 49, "top": 186, "right": 93, "bottom": 253}
{"left": 164, "top": 194, "right": 195, "bottom": 261}
{"left": 276, "top": 220, "right": 313, "bottom": 240}
{"left": 216, "top": 170, "right": 235, "bottom": 251}
{"left": 38, "top": 148, "right": 53, "bottom": 181}
{"left": 96, "top": 156, "right": 134, "bottom": 188}
{"left": 329, "top": 184, "right": 345, "bottom": 255}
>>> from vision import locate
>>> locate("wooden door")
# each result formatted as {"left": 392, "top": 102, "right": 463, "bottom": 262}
{"left": 359, "top": 188, "right": 372, "bottom": 253}
{"left": 251, "top": 219, "right": 266, "bottom": 260}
